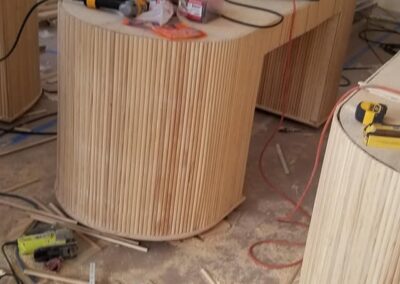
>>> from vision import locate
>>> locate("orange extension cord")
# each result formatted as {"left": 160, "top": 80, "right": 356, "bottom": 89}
{"left": 247, "top": 0, "right": 400, "bottom": 271}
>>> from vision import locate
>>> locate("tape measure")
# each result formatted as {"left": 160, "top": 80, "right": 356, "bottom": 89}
{"left": 355, "top": 101, "right": 400, "bottom": 149}
{"left": 355, "top": 101, "right": 388, "bottom": 126}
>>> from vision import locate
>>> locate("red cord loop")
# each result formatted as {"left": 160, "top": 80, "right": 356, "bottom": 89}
{"left": 248, "top": 240, "right": 304, "bottom": 270}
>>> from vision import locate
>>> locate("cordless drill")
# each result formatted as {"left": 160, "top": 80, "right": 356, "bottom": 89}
{"left": 80, "top": 0, "right": 149, "bottom": 17}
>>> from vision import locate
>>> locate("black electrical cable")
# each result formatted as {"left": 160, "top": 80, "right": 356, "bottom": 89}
{"left": 0, "top": 193, "right": 39, "bottom": 210}
{"left": 0, "top": 128, "right": 57, "bottom": 136}
{"left": 0, "top": 0, "right": 50, "bottom": 62}
{"left": 365, "top": 36, "right": 385, "bottom": 64}
{"left": 1, "top": 242, "right": 22, "bottom": 284}
{"left": 358, "top": 15, "right": 400, "bottom": 61}
{"left": 0, "top": 273, "right": 13, "bottom": 280}
{"left": 340, "top": 75, "right": 351, "bottom": 88}
{"left": 343, "top": 66, "right": 374, "bottom": 71}
{"left": 221, "top": 0, "right": 284, "bottom": 28}
{"left": 359, "top": 28, "right": 400, "bottom": 46}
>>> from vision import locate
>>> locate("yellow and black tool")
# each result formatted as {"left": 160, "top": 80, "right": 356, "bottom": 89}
{"left": 355, "top": 101, "right": 388, "bottom": 125}
{"left": 80, "top": 0, "right": 148, "bottom": 17}
{"left": 18, "top": 229, "right": 74, "bottom": 255}
{"left": 364, "top": 124, "right": 400, "bottom": 149}
{"left": 355, "top": 101, "right": 400, "bottom": 149}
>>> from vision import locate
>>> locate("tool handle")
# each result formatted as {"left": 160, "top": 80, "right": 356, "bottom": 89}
{"left": 83, "top": 0, "right": 125, "bottom": 9}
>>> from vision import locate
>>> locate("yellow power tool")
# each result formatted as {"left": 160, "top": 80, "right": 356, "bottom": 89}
{"left": 355, "top": 101, "right": 400, "bottom": 149}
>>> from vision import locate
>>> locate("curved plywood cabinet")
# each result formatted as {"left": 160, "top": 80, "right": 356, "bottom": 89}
{"left": 0, "top": 0, "right": 41, "bottom": 122}
{"left": 57, "top": 0, "right": 354, "bottom": 240}
{"left": 301, "top": 54, "right": 400, "bottom": 283}
{"left": 257, "top": 0, "right": 356, "bottom": 127}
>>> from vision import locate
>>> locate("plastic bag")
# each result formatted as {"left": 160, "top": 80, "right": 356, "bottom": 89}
{"left": 136, "top": 0, "right": 174, "bottom": 26}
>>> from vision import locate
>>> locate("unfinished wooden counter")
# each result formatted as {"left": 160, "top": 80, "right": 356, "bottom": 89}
{"left": 257, "top": 0, "right": 355, "bottom": 127}
{"left": 57, "top": 0, "right": 354, "bottom": 240}
{"left": 0, "top": 0, "right": 41, "bottom": 122}
{"left": 301, "top": 54, "right": 400, "bottom": 283}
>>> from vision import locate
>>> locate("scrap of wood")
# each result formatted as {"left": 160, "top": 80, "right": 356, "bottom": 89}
{"left": 200, "top": 268, "right": 218, "bottom": 284}
{"left": 41, "top": 72, "right": 57, "bottom": 81}
{"left": 0, "top": 199, "right": 77, "bottom": 224}
{"left": 0, "top": 198, "right": 147, "bottom": 252}
{"left": 24, "top": 269, "right": 87, "bottom": 284}
{"left": 30, "top": 198, "right": 52, "bottom": 213}
{"left": 38, "top": 10, "right": 58, "bottom": 21}
{"left": 25, "top": 109, "right": 47, "bottom": 117}
{"left": 13, "top": 127, "right": 31, "bottom": 132}
{"left": 29, "top": 214, "right": 56, "bottom": 225}
{"left": 0, "top": 136, "right": 57, "bottom": 157}
{"left": 48, "top": 202, "right": 67, "bottom": 217}
{"left": 276, "top": 143, "right": 290, "bottom": 175}
{"left": 46, "top": 76, "right": 58, "bottom": 84}
{"left": 2, "top": 178, "right": 40, "bottom": 193}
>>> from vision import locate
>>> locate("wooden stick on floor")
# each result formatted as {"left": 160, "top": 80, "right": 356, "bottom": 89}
{"left": 200, "top": 268, "right": 218, "bottom": 284}
{"left": 276, "top": 143, "right": 290, "bottom": 175}
{"left": 1, "top": 178, "right": 40, "bottom": 193}
{"left": 0, "top": 136, "right": 57, "bottom": 157}
{"left": 24, "top": 269, "right": 87, "bottom": 284}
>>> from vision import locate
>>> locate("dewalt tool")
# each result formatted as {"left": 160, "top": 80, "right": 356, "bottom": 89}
{"left": 80, "top": 0, "right": 149, "bottom": 17}
{"left": 355, "top": 101, "right": 400, "bottom": 149}
{"left": 17, "top": 229, "right": 74, "bottom": 255}
{"left": 355, "top": 101, "right": 388, "bottom": 125}
{"left": 364, "top": 124, "right": 400, "bottom": 149}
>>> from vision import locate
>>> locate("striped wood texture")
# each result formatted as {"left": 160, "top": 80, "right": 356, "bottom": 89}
{"left": 301, "top": 54, "right": 400, "bottom": 283}
{"left": 257, "top": 0, "right": 356, "bottom": 127}
{"left": 0, "top": 0, "right": 41, "bottom": 122}
{"left": 57, "top": 0, "right": 355, "bottom": 240}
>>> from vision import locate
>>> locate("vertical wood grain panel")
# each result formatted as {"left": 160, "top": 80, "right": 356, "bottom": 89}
{"left": 56, "top": 6, "right": 259, "bottom": 240}
{"left": 256, "top": 0, "right": 355, "bottom": 127}
{"left": 0, "top": 0, "right": 41, "bottom": 122}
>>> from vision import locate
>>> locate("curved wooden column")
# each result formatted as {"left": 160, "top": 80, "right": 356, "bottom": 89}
{"left": 56, "top": 2, "right": 262, "bottom": 240}
{"left": 0, "top": 0, "right": 41, "bottom": 122}
{"left": 301, "top": 55, "right": 400, "bottom": 283}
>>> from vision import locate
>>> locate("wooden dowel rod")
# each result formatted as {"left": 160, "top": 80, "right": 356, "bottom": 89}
{"left": 24, "top": 269, "right": 87, "bottom": 284}
{"left": 0, "top": 198, "right": 77, "bottom": 224}
{"left": 200, "top": 268, "right": 218, "bottom": 284}
{"left": 1, "top": 178, "right": 40, "bottom": 193}
{"left": 276, "top": 143, "right": 290, "bottom": 175}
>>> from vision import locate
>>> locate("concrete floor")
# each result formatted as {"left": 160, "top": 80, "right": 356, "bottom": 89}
{"left": 0, "top": 9, "right": 398, "bottom": 284}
